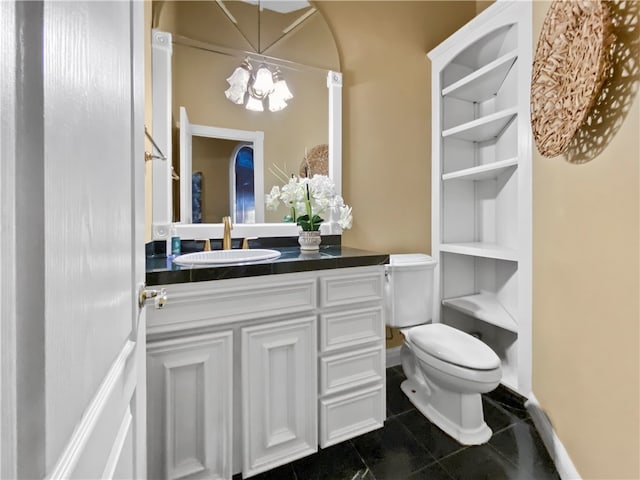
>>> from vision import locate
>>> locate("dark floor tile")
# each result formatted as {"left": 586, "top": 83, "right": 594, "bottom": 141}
{"left": 438, "top": 444, "right": 517, "bottom": 480}
{"left": 489, "top": 422, "right": 560, "bottom": 480}
{"left": 495, "top": 403, "right": 531, "bottom": 423}
{"left": 483, "top": 397, "right": 523, "bottom": 434}
{"left": 407, "top": 461, "right": 454, "bottom": 479}
{"left": 351, "top": 417, "right": 436, "bottom": 478}
{"left": 234, "top": 370, "right": 559, "bottom": 480}
{"left": 386, "top": 371, "right": 415, "bottom": 416}
{"left": 391, "top": 365, "right": 405, "bottom": 378}
{"left": 396, "top": 409, "right": 466, "bottom": 460}
{"left": 485, "top": 385, "right": 531, "bottom": 422}
{"left": 234, "top": 463, "right": 297, "bottom": 479}
{"left": 292, "top": 441, "right": 371, "bottom": 480}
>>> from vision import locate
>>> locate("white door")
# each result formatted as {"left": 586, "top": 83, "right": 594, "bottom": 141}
{"left": 1, "top": 1, "right": 146, "bottom": 478}
{"left": 44, "top": 1, "right": 147, "bottom": 478}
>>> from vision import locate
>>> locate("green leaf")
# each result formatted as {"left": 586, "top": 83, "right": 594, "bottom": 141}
{"left": 297, "top": 214, "right": 323, "bottom": 231}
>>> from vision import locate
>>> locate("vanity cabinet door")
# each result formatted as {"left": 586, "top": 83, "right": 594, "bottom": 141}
{"left": 241, "top": 316, "right": 318, "bottom": 477}
{"left": 147, "top": 331, "right": 233, "bottom": 480}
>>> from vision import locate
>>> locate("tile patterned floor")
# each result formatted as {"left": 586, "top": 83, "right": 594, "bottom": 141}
{"left": 235, "top": 366, "right": 561, "bottom": 480}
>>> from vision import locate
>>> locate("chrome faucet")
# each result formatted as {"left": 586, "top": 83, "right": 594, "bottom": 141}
{"left": 222, "top": 216, "right": 233, "bottom": 250}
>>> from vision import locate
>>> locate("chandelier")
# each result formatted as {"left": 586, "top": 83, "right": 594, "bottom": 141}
{"left": 224, "top": 58, "right": 293, "bottom": 112}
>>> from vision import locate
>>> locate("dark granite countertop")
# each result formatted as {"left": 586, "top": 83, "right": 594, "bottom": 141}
{"left": 146, "top": 244, "right": 390, "bottom": 286}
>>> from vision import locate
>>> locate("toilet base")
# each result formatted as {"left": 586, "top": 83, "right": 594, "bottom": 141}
{"left": 400, "top": 379, "right": 492, "bottom": 445}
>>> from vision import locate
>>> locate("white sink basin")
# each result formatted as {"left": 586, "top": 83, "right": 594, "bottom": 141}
{"left": 173, "top": 248, "right": 280, "bottom": 265}
{"left": 173, "top": 249, "right": 282, "bottom": 266}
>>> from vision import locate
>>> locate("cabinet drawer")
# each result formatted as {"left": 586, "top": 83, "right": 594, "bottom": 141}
{"left": 320, "top": 346, "right": 384, "bottom": 396}
{"left": 319, "top": 384, "right": 384, "bottom": 448}
{"left": 319, "top": 271, "right": 383, "bottom": 308}
{"left": 320, "top": 307, "right": 384, "bottom": 353}
{"left": 147, "top": 276, "right": 316, "bottom": 336}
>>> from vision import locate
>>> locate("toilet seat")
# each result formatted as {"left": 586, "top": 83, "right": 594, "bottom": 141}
{"left": 408, "top": 342, "right": 502, "bottom": 385}
{"left": 404, "top": 323, "right": 500, "bottom": 371}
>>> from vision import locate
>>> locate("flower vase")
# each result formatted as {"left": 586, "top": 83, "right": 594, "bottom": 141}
{"left": 298, "top": 230, "right": 321, "bottom": 251}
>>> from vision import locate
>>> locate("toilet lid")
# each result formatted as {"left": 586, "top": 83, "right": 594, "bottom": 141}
{"left": 406, "top": 323, "right": 500, "bottom": 370}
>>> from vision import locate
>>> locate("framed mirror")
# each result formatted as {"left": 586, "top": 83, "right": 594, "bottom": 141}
{"left": 150, "top": 1, "right": 342, "bottom": 241}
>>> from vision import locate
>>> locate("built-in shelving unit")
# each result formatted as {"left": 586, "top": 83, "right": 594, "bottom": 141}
{"left": 428, "top": 2, "right": 532, "bottom": 396}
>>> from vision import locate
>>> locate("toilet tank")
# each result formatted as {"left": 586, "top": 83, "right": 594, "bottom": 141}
{"left": 385, "top": 254, "right": 437, "bottom": 328}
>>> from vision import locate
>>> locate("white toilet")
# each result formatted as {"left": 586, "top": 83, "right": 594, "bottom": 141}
{"left": 385, "top": 254, "right": 502, "bottom": 445}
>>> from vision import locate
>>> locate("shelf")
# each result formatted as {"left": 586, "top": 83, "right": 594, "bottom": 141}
{"left": 442, "top": 50, "right": 518, "bottom": 102}
{"left": 442, "top": 157, "right": 517, "bottom": 181}
{"left": 442, "top": 108, "right": 517, "bottom": 142}
{"left": 442, "top": 292, "right": 518, "bottom": 333}
{"left": 439, "top": 242, "right": 518, "bottom": 261}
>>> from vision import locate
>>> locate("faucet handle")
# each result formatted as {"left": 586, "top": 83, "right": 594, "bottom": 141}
{"left": 222, "top": 216, "right": 233, "bottom": 250}
{"left": 242, "top": 237, "right": 258, "bottom": 249}
{"left": 203, "top": 239, "right": 211, "bottom": 251}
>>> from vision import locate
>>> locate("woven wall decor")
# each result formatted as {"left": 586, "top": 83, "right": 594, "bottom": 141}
{"left": 531, "top": 0, "right": 614, "bottom": 158}
{"left": 299, "top": 144, "right": 329, "bottom": 177}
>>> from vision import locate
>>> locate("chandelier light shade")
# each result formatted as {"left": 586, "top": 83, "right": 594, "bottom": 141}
{"left": 272, "top": 68, "right": 293, "bottom": 101}
{"left": 224, "top": 58, "right": 293, "bottom": 111}
{"left": 224, "top": 59, "right": 252, "bottom": 104}
{"left": 251, "top": 65, "right": 275, "bottom": 98}
{"left": 268, "top": 92, "right": 288, "bottom": 112}
{"left": 245, "top": 95, "right": 265, "bottom": 112}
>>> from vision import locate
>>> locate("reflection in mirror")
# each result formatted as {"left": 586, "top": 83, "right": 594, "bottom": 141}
{"left": 220, "top": 1, "right": 317, "bottom": 55}
{"left": 179, "top": 110, "right": 265, "bottom": 224}
{"left": 192, "top": 140, "right": 255, "bottom": 224}
{"left": 230, "top": 143, "right": 255, "bottom": 223}
{"left": 150, "top": 0, "right": 341, "bottom": 240}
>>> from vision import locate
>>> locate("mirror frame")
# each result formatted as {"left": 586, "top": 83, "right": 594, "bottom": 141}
{"left": 150, "top": 29, "right": 342, "bottom": 240}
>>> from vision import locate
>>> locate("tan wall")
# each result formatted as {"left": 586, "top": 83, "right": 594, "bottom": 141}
{"left": 317, "top": 1, "right": 475, "bottom": 254}
{"left": 532, "top": 1, "right": 640, "bottom": 478}
{"left": 191, "top": 137, "right": 235, "bottom": 223}
{"left": 475, "top": 0, "right": 494, "bottom": 15}
{"left": 317, "top": 1, "right": 476, "bottom": 347}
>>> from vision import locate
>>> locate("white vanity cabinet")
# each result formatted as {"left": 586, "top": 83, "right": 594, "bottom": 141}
{"left": 428, "top": 1, "right": 532, "bottom": 396}
{"left": 146, "top": 265, "right": 386, "bottom": 479}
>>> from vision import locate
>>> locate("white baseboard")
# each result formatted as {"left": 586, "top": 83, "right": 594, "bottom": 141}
{"left": 526, "top": 393, "right": 581, "bottom": 480}
{"left": 386, "top": 346, "right": 402, "bottom": 367}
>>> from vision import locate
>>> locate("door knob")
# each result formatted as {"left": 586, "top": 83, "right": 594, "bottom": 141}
{"left": 138, "top": 286, "right": 167, "bottom": 309}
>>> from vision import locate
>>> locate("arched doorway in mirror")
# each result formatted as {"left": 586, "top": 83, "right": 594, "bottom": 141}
{"left": 230, "top": 143, "right": 255, "bottom": 223}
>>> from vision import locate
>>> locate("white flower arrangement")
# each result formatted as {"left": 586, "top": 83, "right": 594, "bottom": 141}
{"left": 265, "top": 170, "right": 353, "bottom": 232}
